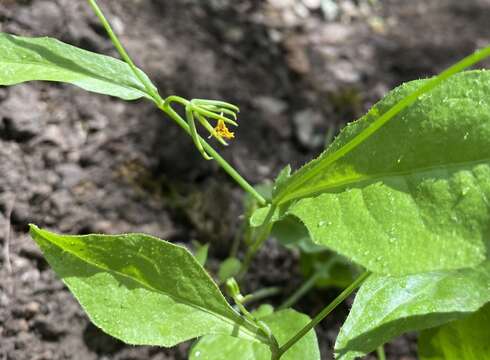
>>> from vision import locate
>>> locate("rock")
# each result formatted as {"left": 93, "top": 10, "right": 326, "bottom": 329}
{"left": 283, "top": 35, "right": 311, "bottom": 74}
{"left": 293, "top": 109, "right": 325, "bottom": 149}
{"left": 56, "top": 163, "right": 86, "bottom": 188}
{"left": 328, "top": 59, "right": 361, "bottom": 84}
{"left": 16, "top": 1, "right": 63, "bottom": 35}
{"left": 37, "top": 125, "right": 69, "bottom": 149}
{"left": 20, "top": 268, "right": 40, "bottom": 284}
{"left": 25, "top": 302, "right": 41, "bottom": 318}
{"left": 0, "top": 85, "right": 45, "bottom": 142}
{"left": 253, "top": 96, "right": 291, "bottom": 139}
{"left": 268, "top": 0, "right": 295, "bottom": 9}
{"left": 302, "top": 0, "right": 321, "bottom": 10}
{"left": 12, "top": 302, "right": 40, "bottom": 320}
{"left": 315, "top": 23, "right": 354, "bottom": 45}
{"left": 31, "top": 317, "right": 66, "bottom": 341}
{"left": 11, "top": 202, "right": 31, "bottom": 228}
{"left": 321, "top": 0, "right": 340, "bottom": 20}
{"left": 253, "top": 96, "right": 288, "bottom": 115}
{"left": 50, "top": 189, "right": 73, "bottom": 215}
{"left": 20, "top": 240, "right": 44, "bottom": 262}
{"left": 4, "top": 318, "right": 29, "bottom": 336}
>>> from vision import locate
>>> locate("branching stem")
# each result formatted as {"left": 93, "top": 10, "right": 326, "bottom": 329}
{"left": 86, "top": 1, "right": 267, "bottom": 206}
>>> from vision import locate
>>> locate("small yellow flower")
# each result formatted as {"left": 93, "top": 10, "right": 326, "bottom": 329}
{"left": 214, "top": 119, "right": 235, "bottom": 140}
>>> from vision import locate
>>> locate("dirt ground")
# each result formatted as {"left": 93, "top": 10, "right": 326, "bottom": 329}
{"left": 1, "top": 0, "right": 489, "bottom": 359}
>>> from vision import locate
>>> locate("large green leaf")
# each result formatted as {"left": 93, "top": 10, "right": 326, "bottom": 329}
{"left": 255, "top": 70, "right": 490, "bottom": 275}
{"left": 419, "top": 303, "right": 490, "bottom": 360}
{"left": 272, "top": 216, "right": 325, "bottom": 253}
{"left": 29, "top": 225, "right": 265, "bottom": 347}
{"left": 190, "top": 309, "right": 320, "bottom": 360}
{"left": 334, "top": 261, "right": 490, "bottom": 359}
{"left": 0, "top": 33, "right": 156, "bottom": 100}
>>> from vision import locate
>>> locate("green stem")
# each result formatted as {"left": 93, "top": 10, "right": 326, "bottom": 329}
{"left": 160, "top": 99, "right": 267, "bottom": 206}
{"left": 376, "top": 345, "right": 386, "bottom": 360}
{"left": 87, "top": 0, "right": 267, "bottom": 207}
{"left": 238, "top": 205, "right": 277, "bottom": 278}
{"left": 278, "top": 272, "right": 321, "bottom": 310}
{"left": 230, "top": 229, "right": 242, "bottom": 258}
{"left": 277, "top": 271, "right": 371, "bottom": 358}
{"left": 86, "top": 0, "right": 160, "bottom": 102}
{"left": 242, "top": 287, "right": 281, "bottom": 305}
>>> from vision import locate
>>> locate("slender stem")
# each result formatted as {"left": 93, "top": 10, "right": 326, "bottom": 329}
{"left": 86, "top": 0, "right": 160, "bottom": 102}
{"left": 87, "top": 0, "right": 267, "bottom": 207}
{"left": 238, "top": 205, "right": 276, "bottom": 278}
{"left": 159, "top": 100, "right": 267, "bottom": 205}
{"left": 278, "top": 272, "right": 321, "bottom": 310}
{"left": 376, "top": 345, "right": 386, "bottom": 360}
{"left": 242, "top": 287, "right": 281, "bottom": 305}
{"left": 230, "top": 230, "right": 242, "bottom": 258}
{"left": 277, "top": 271, "right": 371, "bottom": 358}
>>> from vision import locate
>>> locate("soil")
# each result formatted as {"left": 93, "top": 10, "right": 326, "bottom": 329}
{"left": 1, "top": 0, "right": 489, "bottom": 359}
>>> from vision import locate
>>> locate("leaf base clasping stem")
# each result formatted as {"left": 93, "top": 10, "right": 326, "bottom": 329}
{"left": 226, "top": 278, "right": 280, "bottom": 358}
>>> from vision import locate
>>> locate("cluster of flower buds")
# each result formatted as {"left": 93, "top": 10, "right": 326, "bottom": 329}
{"left": 187, "top": 99, "right": 239, "bottom": 159}
{"left": 163, "top": 97, "right": 240, "bottom": 160}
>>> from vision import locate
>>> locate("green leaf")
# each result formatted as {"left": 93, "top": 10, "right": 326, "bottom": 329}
{"left": 334, "top": 261, "right": 490, "bottom": 360}
{"left": 273, "top": 165, "right": 292, "bottom": 196}
{"left": 29, "top": 225, "right": 265, "bottom": 347}
{"left": 193, "top": 241, "right": 209, "bottom": 267}
{"left": 299, "top": 251, "right": 358, "bottom": 289}
{"left": 0, "top": 33, "right": 156, "bottom": 100}
{"left": 253, "top": 304, "right": 275, "bottom": 319}
{"left": 218, "top": 257, "right": 242, "bottom": 283}
{"left": 190, "top": 309, "right": 320, "bottom": 360}
{"left": 272, "top": 216, "right": 325, "bottom": 253}
{"left": 419, "top": 303, "right": 490, "bottom": 360}
{"left": 263, "top": 70, "right": 490, "bottom": 275}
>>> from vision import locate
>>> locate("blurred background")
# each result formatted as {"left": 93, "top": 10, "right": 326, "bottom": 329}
{"left": 1, "top": 0, "right": 489, "bottom": 359}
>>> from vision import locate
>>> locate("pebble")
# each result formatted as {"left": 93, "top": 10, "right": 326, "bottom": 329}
{"left": 293, "top": 109, "right": 326, "bottom": 149}
{"left": 302, "top": 0, "right": 321, "bottom": 9}
{"left": 56, "top": 163, "right": 86, "bottom": 188}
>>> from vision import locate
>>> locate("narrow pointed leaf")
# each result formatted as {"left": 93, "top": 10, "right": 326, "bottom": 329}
{"left": 419, "top": 303, "right": 490, "bottom": 360}
{"left": 190, "top": 309, "right": 320, "bottom": 360}
{"left": 29, "top": 225, "right": 264, "bottom": 347}
{"left": 0, "top": 33, "right": 156, "bottom": 100}
{"left": 259, "top": 70, "right": 490, "bottom": 275}
{"left": 334, "top": 261, "right": 490, "bottom": 360}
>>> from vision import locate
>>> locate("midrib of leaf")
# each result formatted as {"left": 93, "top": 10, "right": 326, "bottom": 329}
{"left": 281, "top": 158, "right": 490, "bottom": 203}
{"left": 37, "top": 230, "right": 265, "bottom": 343}
{"left": 0, "top": 60, "right": 147, "bottom": 95}
{"left": 274, "top": 46, "right": 490, "bottom": 206}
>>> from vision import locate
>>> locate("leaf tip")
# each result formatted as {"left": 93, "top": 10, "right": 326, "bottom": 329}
{"left": 28, "top": 223, "right": 40, "bottom": 234}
